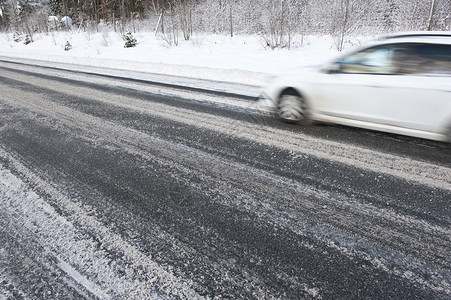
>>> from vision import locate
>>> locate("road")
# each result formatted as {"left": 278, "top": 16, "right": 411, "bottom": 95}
{"left": 0, "top": 61, "right": 450, "bottom": 299}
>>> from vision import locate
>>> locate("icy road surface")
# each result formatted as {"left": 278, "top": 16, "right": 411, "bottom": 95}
{"left": 0, "top": 61, "right": 450, "bottom": 299}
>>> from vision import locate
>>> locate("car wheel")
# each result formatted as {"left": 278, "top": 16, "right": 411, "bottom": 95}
{"left": 277, "top": 91, "right": 308, "bottom": 123}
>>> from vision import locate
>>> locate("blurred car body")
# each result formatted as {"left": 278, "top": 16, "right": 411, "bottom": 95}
{"left": 261, "top": 32, "right": 451, "bottom": 142}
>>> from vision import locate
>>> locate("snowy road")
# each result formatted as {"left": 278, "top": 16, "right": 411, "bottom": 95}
{"left": 1, "top": 61, "right": 450, "bottom": 299}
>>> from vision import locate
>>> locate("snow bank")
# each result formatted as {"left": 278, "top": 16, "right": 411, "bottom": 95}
{"left": 0, "top": 31, "right": 344, "bottom": 85}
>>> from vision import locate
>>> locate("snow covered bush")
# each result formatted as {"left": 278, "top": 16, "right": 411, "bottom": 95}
{"left": 13, "top": 32, "right": 23, "bottom": 43}
{"left": 61, "top": 16, "right": 73, "bottom": 28}
{"left": 23, "top": 35, "right": 33, "bottom": 45}
{"left": 64, "top": 41, "right": 72, "bottom": 51}
{"left": 48, "top": 16, "right": 60, "bottom": 31}
{"left": 123, "top": 31, "right": 137, "bottom": 48}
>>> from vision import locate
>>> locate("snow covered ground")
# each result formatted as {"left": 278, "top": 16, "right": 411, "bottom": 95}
{"left": 0, "top": 30, "right": 370, "bottom": 86}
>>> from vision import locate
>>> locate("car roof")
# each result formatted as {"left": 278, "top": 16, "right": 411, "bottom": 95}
{"left": 377, "top": 31, "right": 451, "bottom": 45}
{"left": 382, "top": 31, "right": 451, "bottom": 39}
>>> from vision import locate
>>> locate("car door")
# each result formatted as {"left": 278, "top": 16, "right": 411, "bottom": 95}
{"left": 313, "top": 44, "right": 402, "bottom": 124}
{"left": 379, "top": 43, "right": 451, "bottom": 133}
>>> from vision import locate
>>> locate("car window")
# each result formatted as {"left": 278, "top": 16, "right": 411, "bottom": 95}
{"left": 338, "top": 43, "right": 451, "bottom": 76}
{"left": 391, "top": 45, "right": 423, "bottom": 74}
{"left": 414, "top": 44, "right": 451, "bottom": 76}
{"left": 338, "top": 45, "right": 398, "bottom": 74}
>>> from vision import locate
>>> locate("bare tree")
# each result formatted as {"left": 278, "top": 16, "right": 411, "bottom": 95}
{"left": 330, "top": 0, "right": 352, "bottom": 51}
{"left": 3, "top": 0, "right": 450, "bottom": 43}
{"left": 178, "top": 0, "right": 193, "bottom": 40}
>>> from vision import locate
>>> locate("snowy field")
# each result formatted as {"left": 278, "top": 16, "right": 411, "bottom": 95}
{"left": 0, "top": 30, "right": 374, "bottom": 85}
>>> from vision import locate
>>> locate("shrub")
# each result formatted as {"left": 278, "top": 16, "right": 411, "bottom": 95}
{"left": 64, "top": 41, "right": 72, "bottom": 51}
{"left": 23, "top": 35, "right": 33, "bottom": 45}
{"left": 123, "top": 31, "right": 137, "bottom": 48}
{"left": 13, "top": 32, "right": 23, "bottom": 43}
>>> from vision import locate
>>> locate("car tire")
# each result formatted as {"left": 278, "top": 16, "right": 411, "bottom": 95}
{"left": 277, "top": 90, "right": 308, "bottom": 124}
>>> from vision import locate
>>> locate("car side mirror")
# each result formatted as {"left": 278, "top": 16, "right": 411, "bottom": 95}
{"left": 322, "top": 62, "right": 341, "bottom": 74}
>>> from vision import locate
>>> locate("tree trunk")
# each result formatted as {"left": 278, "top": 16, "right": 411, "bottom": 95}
{"left": 229, "top": 5, "right": 233, "bottom": 37}
{"left": 340, "top": 0, "right": 351, "bottom": 51}
{"left": 427, "top": 0, "right": 436, "bottom": 31}
{"left": 279, "top": 0, "right": 284, "bottom": 45}
{"left": 411, "top": 0, "right": 419, "bottom": 30}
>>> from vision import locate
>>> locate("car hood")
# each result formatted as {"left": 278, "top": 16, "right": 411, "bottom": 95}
{"left": 271, "top": 65, "right": 321, "bottom": 84}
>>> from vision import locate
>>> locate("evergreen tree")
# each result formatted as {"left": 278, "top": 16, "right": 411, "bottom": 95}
{"left": 23, "top": 34, "right": 32, "bottom": 44}
{"left": 64, "top": 40, "right": 72, "bottom": 50}
{"left": 123, "top": 31, "right": 137, "bottom": 47}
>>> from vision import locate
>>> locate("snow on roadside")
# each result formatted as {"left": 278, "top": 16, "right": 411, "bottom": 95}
{"left": 0, "top": 31, "right": 345, "bottom": 85}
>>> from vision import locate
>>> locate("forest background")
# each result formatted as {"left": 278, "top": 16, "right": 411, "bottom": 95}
{"left": 1, "top": 0, "right": 450, "bottom": 51}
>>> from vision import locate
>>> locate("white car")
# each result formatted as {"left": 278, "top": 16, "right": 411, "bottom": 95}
{"left": 261, "top": 32, "right": 451, "bottom": 142}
